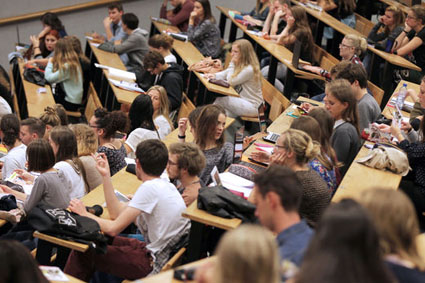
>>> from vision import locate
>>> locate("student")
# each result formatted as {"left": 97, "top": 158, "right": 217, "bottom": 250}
{"left": 65, "top": 139, "right": 190, "bottom": 280}
{"left": 324, "top": 79, "right": 361, "bottom": 176}
{"left": 303, "top": 34, "right": 367, "bottom": 79}
{"left": 0, "top": 240, "right": 50, "bottom": 283}
{"left": 0, "top": 114, "right": 26, "bottom": 180}
{"left": 195, "top": 225, "right": 280, "bottom": 283}
{"left": 160, "top": 0, "right": 195, "bottom": 32}
{"left": 262, "top": 0, "right": 290, "bottom": 37}
{"left": 0, "top": 66, "right": 12, "bottom": 117}
{"left": 90, "top": 108, "right": 128, "bottom": 176}
{"left": 142, "top": 51, "right": 184, "bottom": 111}
{"left": 44, "top": 38, "right": 83, "bottom": 112}
{"left": 28, "top": 30, "right": 60, "bottom": 67}
{"left": 393, "top": 5, "right": 425, "bottom": 83}
{"left": 368, "top": 6, "right": 405, "bottom": 49}
{"left": 178, "top": 104, "right": 233, "bottom": 184}
{"left": 408, "top": 75, "right": 425, "bottom": 126}
{"left": 70, "top": 124, "right": 103, "bottom": 191}
{"left": 293, "top": 199, "right": 395, "bottom": 283}
{"left": 98, "top": 13, "right": 149, "bottom": 73}
{"left": 167, "top": 142, "right": 206, "bottom": 206}
{"left": 335, "top": 63, "right": 381, "bottom": 132}
{"left": 125, "top": 95, "right": 160, "bottom": 158}
{"left": 39, "top": 106, "right": 61, "bottom": 139}
{"left": 53, "top": 103, "right": 69, "bottom": 126}
{"left": 358, "top": 189, "right": 425, "bottom": 282}
{"left": 148, "top": 34, "right": 177, "bottom": 64}
{"left": 207, "top": 39, "right": 263, "bottom": 118}
{"left": 49, "top": 126, "right": 86, "bottom": 199}
{"left": 0, "top": 139, "right": 70, "bottom": 214}
{"left": 147, "top": 85, "right": 173, "bottom": 139}
{"left": 187, "top": 0, "right": 221, "bottom": 58}
{"left": 241, "top": 0, "right": 271, "bottom": 23}
{"left": 93, "top": 2, "right": 127, "bottom": 43}
{"left": 251, "top": 129, "right": 331, "bottom": 227}
{"left": 20, "top": 117, "right": 46, "bottom": 146}
{"left": 38, "top": 12, "right": 67, "bottom": 39}
{"left": 262, "top": 5, "right": 314, "bottom": 92}
{"left": 291, "top": 116, "right": 338, "bottom": 194}
{"left": 252, "top": 165, "right": 313, "bottom": 279}
{"left": 323, "top": 0, "right": 357, "bottom": 39}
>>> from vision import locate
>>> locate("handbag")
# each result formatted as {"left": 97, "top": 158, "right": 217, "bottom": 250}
{"left": 208, "top": 78, "right": 230, "bottom": 88}
{"left": 188, "top": 57, "right": 223, "bottom": 74}
{"left": 23, "top": 64, "right": 46, "bottom": 86}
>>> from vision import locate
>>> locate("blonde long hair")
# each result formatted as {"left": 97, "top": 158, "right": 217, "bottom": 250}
{"left": 52, "top": 38, "right": 81, "bottom": 83}
{"left": 147, "top": 85, "right": 174, "bottom": 130}
{"left": 214, "top": 224, "right": 280, "bottom": 283}
{"left": 231, "top": 39, "right": 261, "bottom": 86}
{"left": 281, "top": 128, "right": 321, "bottom": 165}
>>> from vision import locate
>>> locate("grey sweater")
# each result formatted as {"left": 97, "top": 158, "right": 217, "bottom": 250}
{"left": 187, "top": 19, "right": 221, "bottom": 58}
{"left": 24, "top": 171, "right": 71, "bottom": 213}
{"left": 199, "top": 142, "right": 234, "bottom": 185}
{"left": 357, "top": 92, "right": 381, "bottom": 133}
{"left": 331, "top": 121, "right": 361, "bottom": 176}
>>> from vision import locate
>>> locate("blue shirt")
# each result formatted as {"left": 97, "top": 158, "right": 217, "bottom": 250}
{"left": 108, "top": 21, "right": 129, "bottom": 65}
{"left": 277, "top": 220, "right": 313, "bottom": 266}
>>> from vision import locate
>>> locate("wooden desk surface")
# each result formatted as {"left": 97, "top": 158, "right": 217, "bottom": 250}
{"left": 290, "top": 1, "right": 421, "bottom": 72}
{"left": 151, "top": 20, "right": 239, "bottom": 97}
{"left": 182, "top": 200, "right": 242, "bottom": 230}
{"left": 379, "top": 0, "right": 411, "bottom": 14}
{"left": 87, "top": 41, "right": 141, "bottom": 105}
{"left": 19, "top": 60, "right": 56, "bottom": 118}
{"left": 382, "top": 80, "right": 419, "bottom": 119}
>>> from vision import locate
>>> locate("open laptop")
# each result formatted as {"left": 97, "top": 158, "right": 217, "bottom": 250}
{"left": 291, "top": 39, "right": 316, "bottom": 74}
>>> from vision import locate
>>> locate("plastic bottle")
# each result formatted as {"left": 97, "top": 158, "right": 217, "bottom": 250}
{"left": 396, "top": 83, "right": 408, "bottom": 109}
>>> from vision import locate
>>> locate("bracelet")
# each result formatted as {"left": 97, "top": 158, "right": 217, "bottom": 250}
{"left": 178, "top": 134, "right": 186, "bottom": 139}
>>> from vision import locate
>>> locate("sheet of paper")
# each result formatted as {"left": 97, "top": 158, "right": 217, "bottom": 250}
{"left": 90, "top": 43, "right": 100, "bottom": 48}
{"left": 219, "top": 172, "right": 254, "bottom": 198}
{"left": 40, "top": 266, "right": 69, "bottom": 281}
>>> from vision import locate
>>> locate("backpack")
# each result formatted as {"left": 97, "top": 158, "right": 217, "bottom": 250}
{"left": 28, "top": 204, "right": 108, "bottom": 253}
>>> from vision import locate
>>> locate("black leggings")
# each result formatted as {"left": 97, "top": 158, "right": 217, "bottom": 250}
{"left": 399, "top": 180, "right": 425, "bottom": 232}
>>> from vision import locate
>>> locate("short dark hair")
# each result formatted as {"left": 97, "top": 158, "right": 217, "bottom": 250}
{"left": 49, "top": 126, "right": 78, "bottom": 162}
{"left": 21, "top": 118, "right": 46, "bottom": 139}
{"left": 27, "top": 139, "right": 55, "bottom": 172}
{"left": 335, "top": 63, "right": 368, "bottom": 89}
{"left": 254, "top": 165, "right": 302, "bottom": 212}
{"left": 108, "top": 2, "right": 123, "bottom": 11}
{"left": 0, "top": 114, "right": 20, "bottom": 147}
{"left": 136, "top": 139, "right": 168, "bottom": 176}
{"left": 143, "top": 51, "right": 165, "bottom": 70}
{"left": 122, "top": 13, "right": 139, "bottom": 30}
{"left": 93, "top": 108, "right": 129, "bottom": 139}
{"left": 169, "top": 142, "right": 206, "bottom": 176}
{"left": 54, "top": 104, "right": 69, "bottom": 126}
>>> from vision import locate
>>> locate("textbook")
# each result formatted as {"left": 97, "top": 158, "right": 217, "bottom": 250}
{"left": 108, "top": 79, "right": 144, "bottom": 93}
{"left": 94, "top": 63, "right": 136, "bottom": 82}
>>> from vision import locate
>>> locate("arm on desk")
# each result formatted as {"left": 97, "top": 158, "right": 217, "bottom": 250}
{"left": 395, "top": 36, "right": 423, "bottom": 57}
{"left": 222, "top": 63, "right": 254, "bottom": 86}
{"left": 160, "top": 0, "right": 193, "bottom": 27}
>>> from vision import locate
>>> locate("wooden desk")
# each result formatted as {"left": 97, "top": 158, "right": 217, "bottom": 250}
{"left": 85, "top": 40, "right": 140, "bottom": 110}
{"left": 382, "top": 80, "right": 419, "bottom": 119}
{"left": 16, "top": 60, "right": 56, "bottom": 118}
{"left": 379, "top": 0, "right": 411, "bottom": 14}
{"left": 150, "top": 20, "right": 239, "bottom": 102}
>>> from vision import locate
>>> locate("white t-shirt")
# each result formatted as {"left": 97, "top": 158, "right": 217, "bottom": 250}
{"left": 54, "top": 161, "right": 86, "bottom": 199}
{"left": 128, "top": 178, "right": 189, "bottom": 254}
{"left": 154, "top": 115, "right": 172, "bottom": 139}
{"left": 164, "top": 54, "right": 177, "bottom": 64}
{"left": 125, "top": 128, "right": 159, "bottom": 159}
{"left": 2, "top": 143, "right": 27, "bottom": 180}
{"left": 0, "top": 96, "right": 12, "bottom": 117}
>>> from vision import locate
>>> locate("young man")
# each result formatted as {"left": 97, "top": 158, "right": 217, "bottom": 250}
{"left": 253, "top": 164, "right": 313, "bottom": 278}
{"left": 160, "top": 0, "right": 195, "bottom": 32}
{"left": 336, "top": 63, "right": 381, "bottom": 132}
{"left": 98, "top": 13, "right": 149, "bottom": 73}
{"left": 93, "top": 3, "right": 127, "bottom": 43}
{"left": 142, "top": 51, "right": 184, "bottom": 111}
{"left": 20, "top": 117, "right": 46, "bottom": 146}
{"left": 167, "top": 142, "right": 206, "bottom": 206}
{"left": 64, "top": 139, "right": 190, "bottom": 281}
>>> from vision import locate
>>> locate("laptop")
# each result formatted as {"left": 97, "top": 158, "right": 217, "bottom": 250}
{"left": 291, "top": 39, "right": 315, "bottom": 74}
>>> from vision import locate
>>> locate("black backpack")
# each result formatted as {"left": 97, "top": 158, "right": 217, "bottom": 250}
{"left": 28, "top": 204, "right": 108, "bottom": 253}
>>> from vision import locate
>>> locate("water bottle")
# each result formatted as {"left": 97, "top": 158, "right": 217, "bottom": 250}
{"left": 396, "top": 83, "right": 408, "bottom": 109}
{"left": 385, "top": 39, "right": 394, "bottom": 53}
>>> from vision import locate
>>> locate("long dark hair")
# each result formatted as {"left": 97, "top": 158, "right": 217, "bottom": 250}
{"left": 93, "top": 108, "right": 129, "bottom": 139}
{"left": 128, "top": 94, "right": 157, "bottom": 133}
{"left": 40, "top": 12, "right": 64, "bottom": 31}
{"left": 196, "top": 0, "right": 215, "bottom": 23}
{"left": 294, "top": 199, "right": 395, "bottom": 283}
{"left": 0, "top": 114, "right": 20, "bottom": 147}
{"left": 194, "top": 104, "right": 226, "bottom": 150}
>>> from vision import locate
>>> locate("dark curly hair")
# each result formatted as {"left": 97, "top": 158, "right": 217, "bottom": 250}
{"left": 0, "top": 114, "right": 20, "bottom": 147}
{"left": 93, "top": 108, "right": 129, "bottom": 139}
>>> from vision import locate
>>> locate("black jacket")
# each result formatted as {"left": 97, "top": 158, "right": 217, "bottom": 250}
{"left": 158, "top": 63, "right": 184, "bottom": 111}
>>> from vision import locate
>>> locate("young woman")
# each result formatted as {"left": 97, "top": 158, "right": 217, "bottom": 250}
{"left": 70, "top": 123, "right": 102, "bottom": 191}
{"left": 53, "top": 104, "right": 69, "bottom": 126}
{"left": 290, "top": 116, "right": 338, "bottom": 194}
{"left": 44, "top": 38, "right": 83, "bottom": 112}
{"left": 178, "top": 104, "right": 233, "bottom": 185}
{"left": 0, "top": 66, "right": 12, "bottom": 117}
{"left": 125, "top": 94, "right": 160, "bottom": 158}
{"left": 303, "top": 34, "right": 367, "bottom": 79}
{"left": 0, "top": 139, "right": 70, "bottom": 214}
{"left": 0, "top": 114, "right": 26, "bottom": 180}
{"left": 195, "top": 225, "right": 280, "bottom": 283}
{"left": 39, "top": 106, "right": 61, "bottom": 139}
{"left": 323, "top": 0, "right": 357, "bottom": 39}
{"left": 393, "top": 5, "right": 425, "bottom": 83}
{"left": 208, "top": 39, "right": 263, "bottom": 118}
{"left": 148, "top": 34, "right": 177, "bottom": 64}
{"left": 28, "top": 29, "right": 60, "bottom": 67}
{"left": 38, "top": 12, "right": 67, "bottom": 39}
{"left": 368, "top": 6, "right": 405, "bottom": 50}
{"left": 358, "top": 189, "right": 425, "bottom": 282}
{"left": 252, "top": 128, "right": 331, "bottom": 227}
{"left": 187, "top": 0, "right": 221, "bottom": 58}
{"left": 293, "top": 199, "right": 395, "bottom": 283}
{"left": 90, "top": 108, "right": 128, "bottom": 176}
{"left": 242, "top": 0, "right": 271, "bottom": 23}
{"left": 147, "top": 85, "right": 173, "bottom": 139}
{"left": 262, "top": 5, "right": 314, "bottom": 92}
{"left": 49, "top": 126, "right": 86, "bottom": 199}
{"left": 324, "top": 79, "right": 361, "bottom": 176}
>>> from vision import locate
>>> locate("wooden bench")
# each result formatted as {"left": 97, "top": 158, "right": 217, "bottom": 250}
{"left": 177, "top": 92, "right": 196, "bottom": 122}
{"left": 354, "top": 13, "right": 375, "bottom": 37}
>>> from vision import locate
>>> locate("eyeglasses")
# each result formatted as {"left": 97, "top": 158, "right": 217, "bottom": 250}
{"left": 407, "top": 14, "right": 417, "bottom": 20}
{"left": 339, "top": 43, "right": 353, "bottom": 49}
{"left": 272, "top": 144, "right": 285, "bottom": 154}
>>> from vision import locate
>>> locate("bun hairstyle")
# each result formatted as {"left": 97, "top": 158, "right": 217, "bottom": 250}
{"left": 39, "top": 106, "right": 61, "bottom": 128}
{"left": 148, "top": 33, "right": 174, "bottom": 50}
{"left": 0, "top": 114, "right": 20, "bottom": 147}
{"left": 281, "top": 128, "right": 321, "bottom": 165}
{"left": 93, "top": 108, "right": 129, "bottom": 139}
{"left": 344, "top": 34, "right": 368, "bottom": 57}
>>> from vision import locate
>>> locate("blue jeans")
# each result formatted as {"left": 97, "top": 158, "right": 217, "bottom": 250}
{"left": 324, "top": 14, "right": 356, "bottom": 39}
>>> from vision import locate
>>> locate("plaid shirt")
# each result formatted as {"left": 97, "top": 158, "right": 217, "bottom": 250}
{"left": 320, "top": 54, "right": 363, "bottom": 81}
